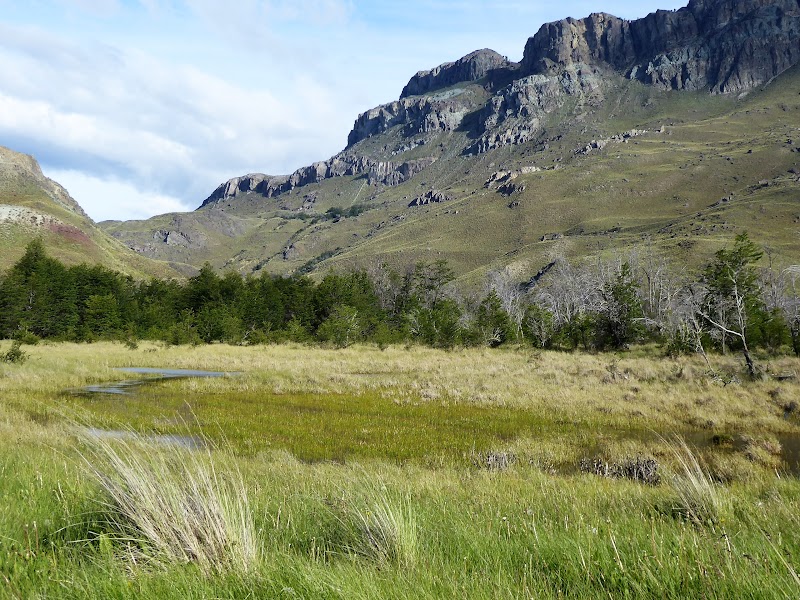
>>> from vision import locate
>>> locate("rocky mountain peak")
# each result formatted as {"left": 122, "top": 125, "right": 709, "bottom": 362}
{"left": 199, "top": 0, "right": 800, "bottom": 211}
{"left": 400, "top": 49, "right": 513, "bottom": 98}
{"left": 521, "top": 0, "right": 800, "bottom": 93}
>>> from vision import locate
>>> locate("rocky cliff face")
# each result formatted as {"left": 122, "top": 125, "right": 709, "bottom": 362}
{"left": 522, "top": 0, "right": 800, "bottom": 94}
{"left": 400, "top": 49, "right": 512, "bottom": 98}
{"left": 468, "top": 65, "right": 605, "bottom": 154}
{"left": 201, "top": 153, "right": 437, "bottom": 209}
{"left": 344, "top": 0, "right": 800, "bottom": 161}
{"left": 347, "top": 86, "right": 486, "bottom": 147}
{"left": 202, "top": 0, "right": 800, "bottom": 206}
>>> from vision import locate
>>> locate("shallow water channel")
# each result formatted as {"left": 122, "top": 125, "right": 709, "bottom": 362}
{"left": 75, "top": 367, "right": 236, "bottom": 448}
{"left": 79, "top": 367, "right": 232, "bottom": 395}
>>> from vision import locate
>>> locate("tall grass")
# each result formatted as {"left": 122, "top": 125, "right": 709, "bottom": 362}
{"left": 350, "top": 491, "right": 418, "bottom": 568}
{"left": 664, "top": 436, "right": 727, "bottom": 525}
{"left": 2, "top": 343, "right": 800, "bottom": 597}
{"left": 78, "top": 429, "right": 258, "bottom": 574}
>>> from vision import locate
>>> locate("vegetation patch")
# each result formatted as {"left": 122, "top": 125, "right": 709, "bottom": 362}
{"left": 0, "top": 343, "right": 799, "bottom": 598}
{"left": 78, "top": 429, "right": 257, "bottom": 574}
{"left": 0, "top": 340, "right": 27, "bottom": 364}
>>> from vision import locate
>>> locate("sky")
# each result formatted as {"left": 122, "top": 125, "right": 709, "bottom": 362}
{"left": 0, "top": 0, "right": 688, "bottom": 222}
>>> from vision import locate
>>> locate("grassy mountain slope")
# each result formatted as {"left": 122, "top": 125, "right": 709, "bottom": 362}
{"left": 0, "top": 146, "right": 181, "bottom": 277}
{"left": 101, "top": 65, "right": 800, "bottom": 282}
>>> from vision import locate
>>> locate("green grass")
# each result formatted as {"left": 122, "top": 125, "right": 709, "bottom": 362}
{"left": 72, "top": 385, "right": 559, "bottom": 463}
{"left": 2, "top": 341, "right": 800, "bottom": 597}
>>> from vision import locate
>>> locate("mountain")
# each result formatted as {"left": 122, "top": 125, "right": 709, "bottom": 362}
{"left": 0, "top": 146, "right": 180, "bottom": 277}
{"left": 102, "top": 0, "right": 800, "bottom": 281}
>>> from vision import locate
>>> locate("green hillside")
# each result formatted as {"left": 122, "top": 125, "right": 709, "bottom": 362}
{"left": 101, "top": 66, "right": 800, "bottom": 282}
{"left": 0, "top": 146, "right": 181, "bottom": 278}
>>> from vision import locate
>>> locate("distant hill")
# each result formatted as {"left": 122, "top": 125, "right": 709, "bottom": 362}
{"left": 92, "top": 0, "right": 800, "bottom": 280}
{"left": 0, "top": 146, "right": 181, "bottom": 277}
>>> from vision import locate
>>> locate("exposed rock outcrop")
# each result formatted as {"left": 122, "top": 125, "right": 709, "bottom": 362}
{"left": 497, "top": 182, "right": 525, "bottom": 196}
{"left": 468, "top": 65, "right": 604, "bottom": 154}
{"left": 574, "top": 128, "right": 656, "bottom": 155}
{"left": 347, "top": 91, "right": 478, "bottom": 148}
{"left": 408, "top": 190, "right": 452, "bottom": 207}
{"left": 367, "top": 157, "right": 437, "bottom": 186}
{"left": 400, "top": 49, "right": 512, "bottom": 98}
{"left": 201, "top": 153, "right": 438, "bottom": 208}
{"left": 0, "top": 204, "right": 64, "bottom": 228}
{"left": 521, "top": 0, "right": 800, "bottom": 94}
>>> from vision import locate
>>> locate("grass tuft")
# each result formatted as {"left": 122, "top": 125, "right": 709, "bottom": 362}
{"left": 664, "top": 436, "right": 727, "bottom": 526}
{"left": 77, "top": 428, "right": 258, "bottom": 574}
{"left": 346, "top": 481, "right": 418, "bottom": 568}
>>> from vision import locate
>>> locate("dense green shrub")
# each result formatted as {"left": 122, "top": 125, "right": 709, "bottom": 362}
{"left": 1, "top": 341, "right": 28, "bottom": 364}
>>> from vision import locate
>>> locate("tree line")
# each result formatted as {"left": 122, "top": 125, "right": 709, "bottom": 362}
{"left": 1, "top": 236, "right": 798, "bottom": 368}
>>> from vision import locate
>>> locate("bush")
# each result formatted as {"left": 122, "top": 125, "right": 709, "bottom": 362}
{"left": 1, "top": 341, "right": 28, "bottom": 364}
{"left": 281, "top": 318, "right": 312, "bottom": 343}
{"left": 595, "top": 263, "right": 645, "bottom": 349}
{"left": 522, "top": 303, "right": 555, "bottom": 348}
{"left": 12, "top": 329, "right": 40, "bottom": 345}
{"left": 470, "top": 291, "right": 516, "bottom": 347}
{"left": 317, "top": 305, "right": 364, "bottom": 348}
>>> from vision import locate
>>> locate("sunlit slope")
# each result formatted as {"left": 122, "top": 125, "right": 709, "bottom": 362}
{"left": 257, "top": 68, "right": 799, "bottom": 278}
{"left": 101, "top": 66, "right": 800, "bottom": 280}
{"left": 0, "top": 146, "right": 181, "bottom": 277}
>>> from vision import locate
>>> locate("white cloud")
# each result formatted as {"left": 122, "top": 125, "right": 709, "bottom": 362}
{"left": 0, "top": 23, "right": 352, "bottom": 212}
{"left": 44, "top": 168, "right": 192, "bottom": 222}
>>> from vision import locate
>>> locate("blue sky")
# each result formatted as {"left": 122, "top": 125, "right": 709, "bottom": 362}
{"left": 0, "top": 0, "right": 687, "bottom": 221}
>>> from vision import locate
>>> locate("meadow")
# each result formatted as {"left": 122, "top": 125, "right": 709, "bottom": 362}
{"left": 2, "top": 340, "right": 800, "bottom": 598}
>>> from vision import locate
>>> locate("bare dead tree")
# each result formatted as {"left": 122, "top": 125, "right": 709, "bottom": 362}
{"left": 530, "top": 258, "right": 604, "bottom": 330}
{"left": 486, "top": 267, "right": 525, "bottom": 338}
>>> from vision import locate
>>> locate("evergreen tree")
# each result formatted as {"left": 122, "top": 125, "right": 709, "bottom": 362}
{"left": 595, "top": 263, "right": 645, "bottom": 349}
{"left": 0, "top": 239, "right": 78, "bottom": 338}
{"left": 472, "top": 290, "right": 516, "bottom": 347}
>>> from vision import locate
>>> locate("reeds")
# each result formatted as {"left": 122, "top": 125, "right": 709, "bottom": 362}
{"left": 78, "top": 429, "right": 258, "bottom": 574}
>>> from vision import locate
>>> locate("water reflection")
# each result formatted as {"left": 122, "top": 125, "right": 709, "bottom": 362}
{"left": 82, "top": 426, "right": 204, "bottom": 449}
{"left": 75, "top": 367, "right": 234, "bottom": 396}
{"left": 73, "top": 367, "right": 232, "bottom": 450}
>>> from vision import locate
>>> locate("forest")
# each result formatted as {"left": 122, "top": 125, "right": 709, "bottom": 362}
{"left": 1, "top": 236, "right": 798, "bottom": 369}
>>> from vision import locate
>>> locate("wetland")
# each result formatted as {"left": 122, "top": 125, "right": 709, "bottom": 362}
{"left": 2, "top": 341, "right": 800, "bottom": 598}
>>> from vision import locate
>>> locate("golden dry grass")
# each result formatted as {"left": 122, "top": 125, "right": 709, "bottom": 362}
{"left": 3, "top": 341, "right": 798, "bottom": 436}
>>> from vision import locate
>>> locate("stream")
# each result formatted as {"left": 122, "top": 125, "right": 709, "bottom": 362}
{"left": 74, "top": 367, "right": 236, "bottom": 448}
